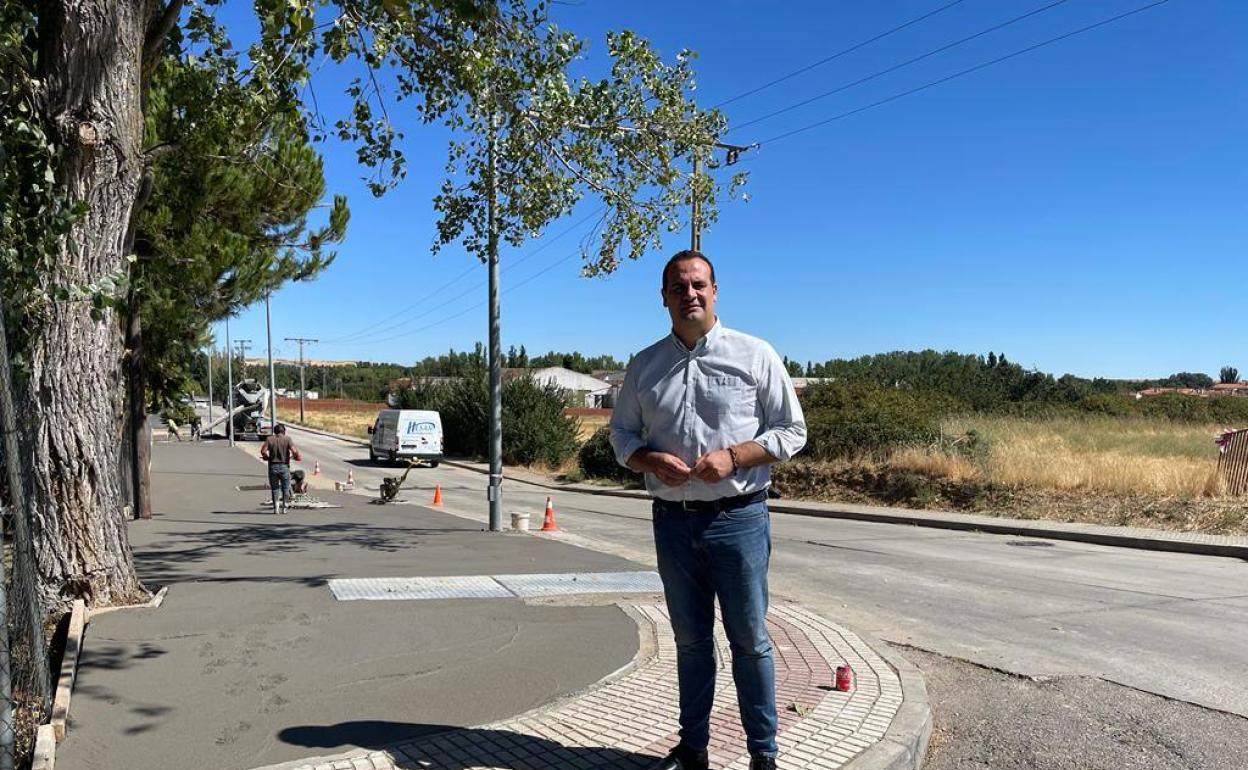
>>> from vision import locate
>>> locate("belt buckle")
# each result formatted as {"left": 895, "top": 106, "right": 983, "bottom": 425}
{"left": 681, "top": 499, "right": 698, "bottom": 512}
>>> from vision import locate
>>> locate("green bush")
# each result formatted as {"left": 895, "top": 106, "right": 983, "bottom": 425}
{"left": 435, "top": 372, "right": 579, "bottom": 466}
{"left": 1207, "top": 396, "right": 1248, "bottom": 425}
{"left": 396, "top": 380, "right": 451, "bottom": 412}
{"left": 502, "top": 376, "right": 580, "bottom": 467}
{"left": 801, "top": 381, "right": 954, "bottom": 460}
{"left": 1077, "top": 393, "right": 1134, "bottom": 417}
{"left": 439, "top": 374, "right": 490, "bottom": 457}
{"left": 578, "top": 425, "right": 644, "bottom": 485}
{"left": 1135, "top": 392, "right": 1211, "bottom": 423}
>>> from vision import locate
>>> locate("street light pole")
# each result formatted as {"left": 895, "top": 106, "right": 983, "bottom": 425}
{"left": 486, "top": 112, "right": 503, "bottom": 533}
{"left": 265, "top": 294, "right": 278, "bottom": 429}
{"left": 225, "top": 317, "right": 234, "bottom": 447}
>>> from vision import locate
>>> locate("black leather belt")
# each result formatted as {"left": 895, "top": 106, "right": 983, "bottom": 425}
{"left": 656, "top": 489, "right": 768, "bottom": 513}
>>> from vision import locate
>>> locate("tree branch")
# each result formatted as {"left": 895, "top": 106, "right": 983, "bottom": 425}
{"left": 143, "top": 0, "right": 185, "bottom": 77}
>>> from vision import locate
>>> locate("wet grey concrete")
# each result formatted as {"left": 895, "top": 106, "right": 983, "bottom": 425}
{"left": 58, "top": 441, "right": 644, "bottom": 770}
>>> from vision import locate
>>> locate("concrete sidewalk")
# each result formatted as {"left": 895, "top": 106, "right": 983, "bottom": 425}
{"left": 58, "top": 440, "right": 928, "bottom": 770}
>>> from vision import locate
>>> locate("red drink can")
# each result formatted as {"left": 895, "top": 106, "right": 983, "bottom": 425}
{"left": 835, "top": 664, "right": 855, "bottom": 691}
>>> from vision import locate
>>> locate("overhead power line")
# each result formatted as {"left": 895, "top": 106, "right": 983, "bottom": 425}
{"left": 730, "top": 0, "right": 1072, "bottom": 135}
{"left": 758, "top": 0, "right": 1172, "bottom": 147}
{"left": 348, "top": 246, "right": 586, "bottom": 347}
{"left": 341, "top": 211, "right": 606, "bottom": 348}
{"left": 712, "top": 0, "right": 968, "bottom": 110}
{"left": 326, "top": 209, "right": 603, "bottom": 345}
{"left": 325, "top": 263, "right": 477, "bottom": 344}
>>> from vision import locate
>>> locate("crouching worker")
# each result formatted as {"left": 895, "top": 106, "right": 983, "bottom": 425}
{"left": 290, "top": 469, "right": 308, "bottom": 495}
{"left": 260, "top": 424, "right": 302, "bottom": 513}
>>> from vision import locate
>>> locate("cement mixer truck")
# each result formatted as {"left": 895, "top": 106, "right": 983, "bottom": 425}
{"left": 203, "top": 379, "right": 271, "bottom": 440}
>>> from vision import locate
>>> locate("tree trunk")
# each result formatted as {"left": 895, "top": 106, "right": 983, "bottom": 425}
{"left": 25, "top": 1, "right": 151, "bottom": 609}
{"left": 124, "top": 305, "right": 152, "bottom": 520}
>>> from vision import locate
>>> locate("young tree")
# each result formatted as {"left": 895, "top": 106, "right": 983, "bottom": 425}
{"left": 122, "top": 34, "right": 347, "bottom": 518}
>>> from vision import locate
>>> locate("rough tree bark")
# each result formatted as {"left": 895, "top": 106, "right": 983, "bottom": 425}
{"left": 25, "top": 1, "right": 152, "bottom": 609}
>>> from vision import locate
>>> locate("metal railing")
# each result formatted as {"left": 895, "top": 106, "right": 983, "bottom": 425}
{"left": 1216, "top": 428, "right": 1248, "bottom": 495}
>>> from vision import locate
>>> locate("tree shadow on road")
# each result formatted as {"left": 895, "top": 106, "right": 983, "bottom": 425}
{"left": 280, "top": 721, "right": 660, "bottom": 769}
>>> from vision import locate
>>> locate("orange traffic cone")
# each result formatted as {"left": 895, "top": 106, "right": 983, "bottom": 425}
{"left": 431, "top": 485, "right": 443, "bottom": 506}
{"left": 540, "top": 496, "right": 558, "bottom": 532}
{"left": 313, "top": 460, "right": 321, "bottom": 476}
{"left": 346, "top": 469, "right": 354, "bottom": 487}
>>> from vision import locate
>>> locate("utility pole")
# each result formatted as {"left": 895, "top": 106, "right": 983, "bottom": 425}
{"left": 265, "top": 294, "right": 277, "bottom": 429}
{"left": 226, "top": 317, "right": 233, "bottom": 447}
{"left": 691, "top": 149, "right": 702, "bottom": 251}
{"left": 284, "top": 337, "right": 318, "bottom": 423}
{"left": 485, "top": 111, "right": 503, "bottom": 532}
{"left": 689, "top": 140, "right": 751, "bottom": 251}
{"left": 234, "top": 339, "right": 252, "bottom": 379}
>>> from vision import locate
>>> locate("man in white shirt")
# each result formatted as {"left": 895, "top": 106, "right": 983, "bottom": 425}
{"left": 610, "top": 250, "right": 806, "bottom": 770}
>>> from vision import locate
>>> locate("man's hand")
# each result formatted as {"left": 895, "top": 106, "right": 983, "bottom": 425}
{"left": 692, "top": 449, "right": 734, "bottom": 483}
{"left": 634, "top": 451, "right": 692, "bottom": 486}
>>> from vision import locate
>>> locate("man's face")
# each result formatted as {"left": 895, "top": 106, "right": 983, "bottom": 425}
{"left": 662, "top": 258, "right": 717, "bottom": 328}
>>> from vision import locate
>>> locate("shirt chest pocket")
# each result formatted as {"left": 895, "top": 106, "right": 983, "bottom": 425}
{"left": 695, "top": 376, "right": 754, "bottom": 427}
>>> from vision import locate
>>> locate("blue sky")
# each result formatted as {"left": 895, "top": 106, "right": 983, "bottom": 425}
{"left": 217, "top": 0, "right": 1245, "bottom": 379}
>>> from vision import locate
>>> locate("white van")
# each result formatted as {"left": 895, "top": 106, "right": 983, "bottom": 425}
{"left": 367, "top": 409, "right": 443, "bottom": 466}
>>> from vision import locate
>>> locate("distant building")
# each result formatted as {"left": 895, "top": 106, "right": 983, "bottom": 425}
{"left": 791, "top": 377, "right": 834, "bottom": 396}
{"left": 505, "top": 367, "right": 613, "bottom": 408}
{"left": 1212, "top": 382, "right": 1248, "bottom": 397}
{"left": 274, "top": 388, "right": 318, "bottom": 400}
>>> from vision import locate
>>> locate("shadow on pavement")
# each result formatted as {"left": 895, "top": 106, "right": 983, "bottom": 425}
{"left": 280, "top": 722, "right": 660, "bottom": 769}
{"left": 133, "top": 520, "right": 472, "bottom": 583}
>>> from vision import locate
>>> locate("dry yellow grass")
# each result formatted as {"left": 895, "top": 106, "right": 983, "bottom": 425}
{"left": 293, "top": 409, "right": 375, "bottom": 439}
{"left": 935, "top": 415, "right": 1224, "bottom": 498}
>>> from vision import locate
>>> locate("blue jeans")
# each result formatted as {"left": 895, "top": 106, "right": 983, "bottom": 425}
{"left": 268, "top": 463, "right": 292, "bottom": 502}
{"left": 652, "top": 496, "right": 776, "bottom": 757}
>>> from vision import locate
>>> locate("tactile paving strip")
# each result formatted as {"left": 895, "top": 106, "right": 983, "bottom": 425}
{"left": 328, "top": 572, "right": 662, "bottom": 601}
{"left": 328, "top": 576, "right": 513, "bottom": 601}
{"left": 496, "top": 571, "right": 664, "bottom": 597}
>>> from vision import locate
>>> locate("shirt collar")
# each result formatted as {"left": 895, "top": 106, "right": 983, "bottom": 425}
{"left": 669, "top": 318, "right": 722, "bottom": 354}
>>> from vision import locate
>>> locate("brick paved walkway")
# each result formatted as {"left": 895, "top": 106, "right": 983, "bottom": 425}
{"left": 254, "top": 603, "right": 901, "bottom": 770}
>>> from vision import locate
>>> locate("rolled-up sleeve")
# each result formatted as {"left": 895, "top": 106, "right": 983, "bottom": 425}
{"left": 751, "top": 344, "right": 807, "bottom": 462}
{"left": 609, "top": 365, "right": 647, "bottom": 468}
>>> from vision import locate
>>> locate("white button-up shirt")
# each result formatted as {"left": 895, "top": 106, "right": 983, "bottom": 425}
{"left": 609, "top": 320, "right": 807, "bottom": 502}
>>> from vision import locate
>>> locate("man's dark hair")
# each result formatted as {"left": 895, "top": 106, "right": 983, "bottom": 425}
{"left": 661, "top": 250, "right": 716, "bottom": 288}
{"left": 274, "top": 423, "right": 286, "bottom": 435}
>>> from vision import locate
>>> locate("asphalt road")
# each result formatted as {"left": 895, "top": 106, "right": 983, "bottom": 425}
{"left": 246, "top": 424, "right": 1248, "bottom": 768}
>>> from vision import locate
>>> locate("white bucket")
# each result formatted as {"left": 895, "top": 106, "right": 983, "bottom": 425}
{"left": 510, "top": 512, "right": 531, "bottom": 531}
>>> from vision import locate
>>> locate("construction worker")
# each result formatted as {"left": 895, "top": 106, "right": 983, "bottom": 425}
{"left": 260, "top": 424, "right": 302, "bottom": 512}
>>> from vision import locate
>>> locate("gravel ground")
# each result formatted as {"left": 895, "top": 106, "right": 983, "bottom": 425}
{"left": 903, "top": 646, "right": 1248, "bottom": 770}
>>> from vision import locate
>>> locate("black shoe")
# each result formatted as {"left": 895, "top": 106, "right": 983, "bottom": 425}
{"left": 649, "top": 744, "right": 709, "bottom": 770}
{"left": 748, "top": 755, "right": 776, "bottom": 770}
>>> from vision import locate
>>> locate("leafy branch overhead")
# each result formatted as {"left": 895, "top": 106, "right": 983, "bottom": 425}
{"left": 252, "top": 0, "right": 747, "bottom": 275}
